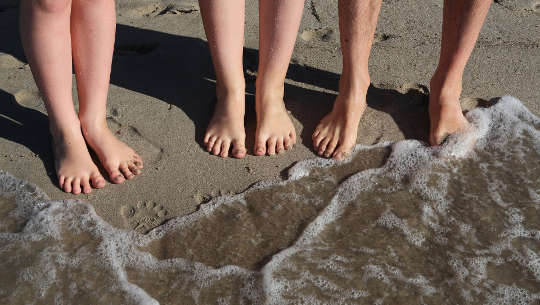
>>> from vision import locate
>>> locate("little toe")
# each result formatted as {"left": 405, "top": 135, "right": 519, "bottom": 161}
{"left": 120, "top": 162, "right": 135, "bottom": 180}
{"left": 267, "top": 137, "right": 277, "bottom": 155}
{"left": 220, "top": 140, "right": 231, "bottom": 158}
{"left": 63, "top": 177, "right": 73, "bottom": 193}
{"left": 90, "top": 172, "right": 106, "bottom": 188}
{"left": 313, "top": 133, "right": 324, "bottom": 150}
{"left": 72, "top": 178, "right": 82, "bottom": 195}
{"left": 290, "top": 132, "right": 297, "bottom": 144}
{"left": 133, "top": 154, "right": 143, "bottom": 168}
{"left": 231, "top": 139, "right": 247, "bottom": 159}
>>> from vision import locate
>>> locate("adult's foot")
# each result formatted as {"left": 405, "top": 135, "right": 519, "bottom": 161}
{"left": 203, "top": 87, "right": 247, "bottom": 158}
{"left": 254, "top": 89, "right": 296, "bottom": 156}
{"left": 429, "top": 77, "right": 469, "bottom": 146}
{"left": 312, "top": 88, "right": 367, "bottom": 161}
{"left": 51, "top": 121, "right": 106, "bottom": 194}
{"left": 80, "top": 117, "right": 143, "bottom": 184}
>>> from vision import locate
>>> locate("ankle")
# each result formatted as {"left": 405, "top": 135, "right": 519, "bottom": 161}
{"left": 49, "top": 116, "right": 82, "bottom": 139}
{"left": 79, "top": 114, "right": 108, "bottom": 136}
{"left": 216, "top": 82, "right": 245, "bottom": 102}
{"left": 338, "top": 72, "right": 370, "bottom": 98}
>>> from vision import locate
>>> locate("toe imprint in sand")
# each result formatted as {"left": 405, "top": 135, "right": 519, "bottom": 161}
{"left": 121, "top": 201, "right": 168, "bottom": 234}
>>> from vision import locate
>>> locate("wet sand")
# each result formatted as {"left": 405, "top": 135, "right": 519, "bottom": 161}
{"left": 0, "top": 0, "right": 539, "bottom": 231}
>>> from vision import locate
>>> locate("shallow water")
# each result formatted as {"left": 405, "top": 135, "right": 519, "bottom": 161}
{"left": 0, "top": 96, "right": 539, "bottom": 305}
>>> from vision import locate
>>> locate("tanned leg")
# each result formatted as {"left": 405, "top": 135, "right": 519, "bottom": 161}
{"left": 199, "top": 0, "right": 247, "bottom": 158}
{"left": 71, "top": 0, "right": 143, "bottom": 183}
{"left": 429, "top": 0, "right": 491, "bottom": 145}
{"left": 254, "top": 0, "right": 305, "bottom": 156}
{"left": 20, "top": 0, "right": 106, "bottom": 194}
{"left": 312, "top": 0, "right": 382, "bottom": 160}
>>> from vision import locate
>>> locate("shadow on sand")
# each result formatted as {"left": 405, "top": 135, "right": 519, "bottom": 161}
{"left": 0, "top": 7, "right": 430, "bottom": 173}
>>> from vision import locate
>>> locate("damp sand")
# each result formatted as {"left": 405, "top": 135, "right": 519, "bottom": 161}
{"left": 1, "top": 96, "right": 539, "bottom": 304}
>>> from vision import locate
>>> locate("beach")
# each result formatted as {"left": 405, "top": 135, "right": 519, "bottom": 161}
{"left": 1, "top": 0, "right": 539, "bottom": 303}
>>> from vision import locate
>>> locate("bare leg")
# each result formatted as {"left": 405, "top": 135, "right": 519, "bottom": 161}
{"left": 199, "top": 0, "right": 247, "bottom": 158}
{"left": 254, "top": 0, "right": 304, "bottom": 156}
{"left": 312, "top": 0, "right": 381, "bottom": 160}
{"left": 429, "top": 0, "right": 491, "bottom": 145}
{"left": 20, "top": 0, "right": 106, "bottom": 194}
{"left": 71, "top": 0, "right": 143, "bottom": 182}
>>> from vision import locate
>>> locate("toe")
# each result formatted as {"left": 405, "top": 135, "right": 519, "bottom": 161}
{"left": 313, "top": 133, "right": 324, "bottom": 150}
{"left": 90, "top": 172, "right": 106, "bottom": 188}
{"left": 267, "top": 137, "right": 277, "bottom": 155}
{"left": 254, "top": 137, "right": 267, "bottom": 156}
{"left": 290, "top": 132, "right": 297, "bottom": 144}
{"left": 120, "top": 162, "right": 135, "bottom": 180}
{"left": 108, "top": 166, "right": 125, "bottom": 184}
{"left": 284, "top": 137, "right": 292, "bottom": 150}
{"left": 220, "top": 140, "right": 231, "bottom": 158}
{"left": 324, "top": 138, "right": 339, "bottom": 158}
{"left": 276, "top": 137, "right": 285, "bottom": 154}
{"left": 63, "top": 177, "right": 73, "bottom": 193}
{"left": 72, "top": 178, "right": 82, "bottom": 195}
{"left": 212, "top": 139, "right": 222, "bottom": 155}
{"left": 128, "top": 161, "right": 141, "bottom": 175}
{"left": 318, "top": 137, "right": 330, "bottom": 156}
{"left": 203, "top": 132, "right": 211, "bottom": 144}
{"left": 58, "top": 175, "right": 66, "bottom": 189}
{"left": 82, "top": 178, "right": 92, "bottom": 194}
{"left": 231, "top": 139, "right": 247, "bottom": 159}
{"left": 133, "top": 154, "right": 143, "bottom": 168}
{"left": 207, "top": 135, "right": 217, "bottom": 152}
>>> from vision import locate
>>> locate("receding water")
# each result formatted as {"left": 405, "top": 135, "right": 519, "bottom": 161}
{"left": 0, "top": 96, "right": 539, "bottom": 305}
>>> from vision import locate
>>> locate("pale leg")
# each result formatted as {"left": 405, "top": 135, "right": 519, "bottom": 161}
{"left": 20, "top": 0, "right": 106, "bottom": 194}
{"left": 199, "top": 0, "right": 247, "bottom": 158}
{"left": 71, "top": 0, "right": 143, "bottom": 183}
{"left": 312, "top": 0, "right": 382, "bottom": 160}
{"left": 254, "top": 0, "right": 305, "bottom": 156}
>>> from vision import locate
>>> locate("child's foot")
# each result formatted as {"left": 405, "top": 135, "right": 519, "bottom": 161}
{"left": 254, "top": 91, "right": 296, "bottom": 156}
{"left": 80, "top": 118, "right": 143, "bottom": 184}
{"left": 312, "top": 91, "right": 366, "bottom": 161}
{"left": 51, "top": 122, "right": 107, "bottom": 194}
{"left": 429, "top": 78, "right": 469, "bottom": 146}
{"left": 203, "top": 90, "right": 247, "bottom": 158}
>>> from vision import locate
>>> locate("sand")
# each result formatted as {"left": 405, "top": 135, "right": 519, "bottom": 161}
{"left": 0, "top": 0, "right": 538, "bottom": 231}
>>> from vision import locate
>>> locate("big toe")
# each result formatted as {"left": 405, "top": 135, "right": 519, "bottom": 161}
{"left": 90, "top": 172, "right": 107, "bottom": 188}
{"left": 254, "top": 138, "right": 267, "bottom": 156}
{"left": 231, "top": 139, "right": 247, "bottom": 158}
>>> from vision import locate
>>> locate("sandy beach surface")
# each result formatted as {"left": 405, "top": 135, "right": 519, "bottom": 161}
{"left": 1, "top": 0, "right": 538, "bottom": 229}
{"left": 0, "top": 0, "right": 539, "bottom": 303}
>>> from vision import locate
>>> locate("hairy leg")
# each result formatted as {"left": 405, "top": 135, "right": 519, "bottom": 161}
{"left": 429, "top": 0, "right": 491, "bottom": 145}
{"left": 72, "top": 0, "right": 143, "bottom": 182}
{"left": 20, "top": 0, "right": 106, "bottom": 194}
{"left": 312, "top": 0, "right": 382, "bottom": 160}
{"left": 199, "top": 0, "right": 247, "bottom": 158}
{"left": 254, "top": 0, "right": 304, "bottom": 156}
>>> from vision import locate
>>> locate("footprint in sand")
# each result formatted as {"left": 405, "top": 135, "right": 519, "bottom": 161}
{"left": 14, "top": 89, "right": 43, "bottom": 108}
{"left": 532, "top": 1, "right": 540, "bottom": 13}
{"left": 156, "top": 2, "right": 199, "bottom": 16}
{"left": 300, "top": 28, "right": 335, "bottom": 42}
{"left": 0, "top": 54, "right": 26, "bottom": 69}
{"left": 106, "top": 115, "right": 164, "bottom": 164}
{"left": 120, "top": 201, "right": 168, "bottom": 234}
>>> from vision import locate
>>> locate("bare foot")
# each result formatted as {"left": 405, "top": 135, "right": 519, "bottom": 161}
{"left": 429, "top": 81, "right": 469, "bottom": 146}
{"left": 51, "top": 122, "right": 106, "bottom": 194}
{"left": 254, "top": 92, "right": 296, "bottom": 156}
{"left": 312, "top": 92, "right": 366, "bottom": 161}
{"left": 203, "top": 90, "right": 247, "bottom": 158}
{"left": 80, "top": 118, "right": 143, "bottom": 184}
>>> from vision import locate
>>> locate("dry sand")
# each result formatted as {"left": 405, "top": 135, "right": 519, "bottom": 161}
{"left": 0, "top": 0, "right": 538, "bottom": 230}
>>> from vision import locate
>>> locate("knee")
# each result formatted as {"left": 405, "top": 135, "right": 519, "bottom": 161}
{"left": 33, "top": 0, "right": 71, "bottom": 14}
